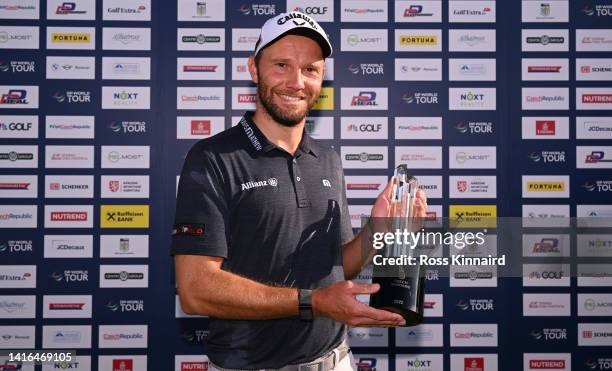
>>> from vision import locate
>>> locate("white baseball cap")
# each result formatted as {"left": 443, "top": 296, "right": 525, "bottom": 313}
{"left": 254, "top": 11, "right": 332, "bottom": 58}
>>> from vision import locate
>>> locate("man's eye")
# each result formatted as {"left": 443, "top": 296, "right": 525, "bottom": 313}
{"left": 276, "top": 63, "right": 286, "bottom": 68}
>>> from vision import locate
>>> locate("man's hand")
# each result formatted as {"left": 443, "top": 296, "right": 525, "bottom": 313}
{"left": 371, "top": 178, "right": 428, "bottom": 219}
{"left": 312, "top": 281, "right": 406, "bottom": 327}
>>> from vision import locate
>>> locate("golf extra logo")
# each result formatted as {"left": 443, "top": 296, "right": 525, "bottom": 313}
{"left": 240, "top": 178, "right": 278, "bottom": 191}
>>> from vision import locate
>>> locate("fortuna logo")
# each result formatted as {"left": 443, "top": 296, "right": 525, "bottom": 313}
{"left": 241, "top": 178, "right": 278, "bottom": 191}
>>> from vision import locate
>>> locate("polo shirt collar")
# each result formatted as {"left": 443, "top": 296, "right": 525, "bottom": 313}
{"left": 239, "top": 111, "right": 318, "bottom": 158}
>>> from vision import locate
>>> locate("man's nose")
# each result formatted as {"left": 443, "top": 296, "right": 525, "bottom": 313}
{"left": 285, "top": 68, "right": 305, "bottom": 90}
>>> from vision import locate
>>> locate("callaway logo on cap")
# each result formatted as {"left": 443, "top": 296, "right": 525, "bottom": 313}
{"left": 254, "top": 11, "right": 333, "bottom": 58}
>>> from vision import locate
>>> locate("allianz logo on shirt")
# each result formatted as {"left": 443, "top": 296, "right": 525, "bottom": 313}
{"left": 241, "top": 178, "right": 278, "bottom": 191}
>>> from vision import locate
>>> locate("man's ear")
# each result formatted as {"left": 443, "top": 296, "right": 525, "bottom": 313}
{"left": 248, "top": 55, "right": 258, "bottom": 84}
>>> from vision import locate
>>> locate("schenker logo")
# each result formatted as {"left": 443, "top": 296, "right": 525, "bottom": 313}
{"left": 241, "top": 178, "right": 278, "bottom": 191}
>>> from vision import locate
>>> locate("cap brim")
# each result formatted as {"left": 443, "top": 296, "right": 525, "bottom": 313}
{"left": 259, "top": 27, "right": 332, "bottom": 59}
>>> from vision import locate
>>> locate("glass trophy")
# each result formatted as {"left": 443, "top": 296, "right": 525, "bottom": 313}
{"left": 369, "top": 164, "right": 425, "bottom": 326}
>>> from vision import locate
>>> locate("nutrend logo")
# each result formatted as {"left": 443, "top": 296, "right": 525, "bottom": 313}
{"left": 50, "top": 211, "right": 87, "bottom": 221}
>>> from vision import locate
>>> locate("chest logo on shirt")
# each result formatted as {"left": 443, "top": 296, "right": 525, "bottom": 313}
{"left": 322, "top": 179, "right": 331, "bottom": 188}
{"left": 241, "top": 177, "right": 278, "bottom": 191}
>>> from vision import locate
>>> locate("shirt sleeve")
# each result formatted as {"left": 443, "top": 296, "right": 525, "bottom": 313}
{"left": 171, "top": 144, "right": 229, "bottom": 257}
{"left": 337, "top": 155, "right": 354, "bottom": 245}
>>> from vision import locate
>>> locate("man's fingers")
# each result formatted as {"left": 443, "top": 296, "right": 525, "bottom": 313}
{"left": 349, "top": 317, "right": 405, "bottom": 327}
{"left": 416, "top": 189, "right": 427, "bottom": 202}
{"left": 349, "top": 282, "right": 381, "bottom": 295}
{"left": 353, "top": 301, "right": 405, "bottom": 323}
{"left": 383, "top": 177, "right": 394, "bottom": 199}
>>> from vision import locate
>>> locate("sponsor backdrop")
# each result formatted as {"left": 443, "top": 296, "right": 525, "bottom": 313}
{"left": 1, "top": 0, "right": 612, "bottom": 370}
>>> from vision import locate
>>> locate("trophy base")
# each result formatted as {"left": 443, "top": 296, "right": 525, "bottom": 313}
{"left": 369, "top": 275, "right": 425, "bottom": 327}
{"left": 375, "top": 306, "right": 423, "bottom": 327}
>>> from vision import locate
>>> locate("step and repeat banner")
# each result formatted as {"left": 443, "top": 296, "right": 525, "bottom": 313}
{"left": 1, "top": 0, "right": 612, "bottom": 370}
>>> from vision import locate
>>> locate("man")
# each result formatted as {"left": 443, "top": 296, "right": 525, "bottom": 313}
{"left": 172, "top": 11, "right": 427, "bottom": 370}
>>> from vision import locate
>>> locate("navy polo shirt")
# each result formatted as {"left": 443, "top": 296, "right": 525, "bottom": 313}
{"left": 171, "top": 111, "right": 354, "bottom": 369}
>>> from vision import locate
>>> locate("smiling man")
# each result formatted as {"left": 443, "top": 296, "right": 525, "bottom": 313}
{"left": 172, "top": 11, "right": 427, "bottom": 371}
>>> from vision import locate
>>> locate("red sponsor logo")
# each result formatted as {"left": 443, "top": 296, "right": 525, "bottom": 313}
{"left": 423, "top": 301, "right": 435, "bottom": 309}
{"left": 346, "top": 183, "right": 381, "bottom": 190}
{"left": 238, "top": 93, "right": 257, "bottom": 103}
{"left": 49, "top": 182, "right": 60, "bottom": 190}
{"left": 464, "top": 357, "right": 484, "bottom": 371}
{"left": 191, "top": 120, "right": 211, "bottom": 135}
{"left": 49, "top": 303, "right": 85, "bottom": 310}
{"left": 50, "top": 212, "right": 88, "bottom": 221}
{"left": 528, "top": 66, "right": 562, "bottom": 73}
{"left": 236, "top": 65, "right": 247, "bottom": 73}
{"left": 457, "top": 181, "right": 467, "bottom": 192}
{"left": 172, "top": 224, "right": 205, "bottom": 237}
{"left": 581, "top": 66, "right": 592, "bottom": 73}
{"left": 183, "top": 65, "right": 218, "bottom": 72}
{"left": 109, "top": 180, "right": 120, "bottom": 192}
{"left": 583, "top": 330, "right": 593, "bottom": 338}
{"left": 582, "top": 94, "right": 612, "bottom": 104}
{"left": 529, "top": 359, "right": 565, "bottom": 369}
{"left": 426, "top": 211, "right": 437, "bottom": 220}
{"left": 536, "top": 120, "right": 556, "bottom": 135}
{"left": 0, "top": 182, "right": 30, "bottom": 190}
{"left": 181, "top": 361, "right": 209, "bottom": 370}
{"left": 113, "top": 359, "right": 133, "bottom": 371}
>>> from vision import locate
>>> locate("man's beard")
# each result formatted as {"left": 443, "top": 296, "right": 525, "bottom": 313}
{"left": 256, "top": 73, "right": 317, "bottom": 128}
